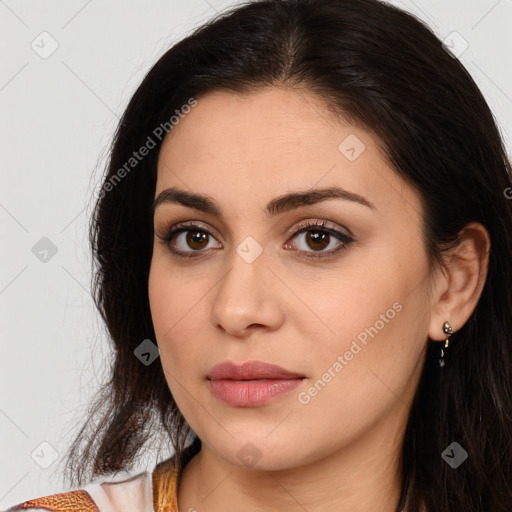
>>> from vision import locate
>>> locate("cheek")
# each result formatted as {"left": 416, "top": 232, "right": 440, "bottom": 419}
{"left": 298, "top": 244, "right": 429, "bottom": 416}
{"left": 308, "top": 256, "right": 403, "bottom": 353}
{"left": 290, "top": 296, "right": 425, "bottom": 455}
{"left": 148, "top": 258, "right": 190, "bottom": 368}
{"left": 148, "top": 255, "right": 213, "bottom": 385}
{"left": 148, "top": 259, "right": 175, "bottom": 340}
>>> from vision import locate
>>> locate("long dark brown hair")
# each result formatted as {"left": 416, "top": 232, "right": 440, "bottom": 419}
{"left": 62, "top": 1, "right": 512, "bottom": 510}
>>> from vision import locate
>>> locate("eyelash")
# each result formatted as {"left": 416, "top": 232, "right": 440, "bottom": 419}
{"left": 155, "top": 219, "right": 354, "bottom": 260}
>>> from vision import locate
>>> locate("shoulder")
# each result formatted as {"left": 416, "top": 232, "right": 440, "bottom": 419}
{"left": 4, "top": 459, "right": 176, "bottom": 512}
{"left": 4, "top": 437, "right": 201, "bottom": 512}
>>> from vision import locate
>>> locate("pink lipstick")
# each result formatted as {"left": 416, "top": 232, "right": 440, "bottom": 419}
{"left": 207, "top": 360, "right": 305, "bottom": 407}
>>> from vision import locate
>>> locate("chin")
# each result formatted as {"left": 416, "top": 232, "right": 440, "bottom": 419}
{"left": 205, "top": 433, "right": 323, "bottom": 472}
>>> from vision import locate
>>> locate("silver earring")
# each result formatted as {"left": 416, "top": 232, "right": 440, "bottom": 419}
{"left": 439, "top": 321, "right": 453, "bottom": 367}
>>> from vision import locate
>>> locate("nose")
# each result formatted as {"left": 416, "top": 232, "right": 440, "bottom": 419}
{"left": 210, "top": 246, "right": 285, "bottom": 338}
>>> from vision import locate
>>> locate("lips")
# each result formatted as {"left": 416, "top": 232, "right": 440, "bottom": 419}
{"left": 207, "top": 360, "right": 306, "bottom": 407}
{"left": 207, "top": 360, "right": 304, "bottom": 381}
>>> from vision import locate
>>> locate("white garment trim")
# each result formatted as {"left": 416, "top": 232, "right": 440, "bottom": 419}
{"left": 84, "top": 470, "right": 154, "bottom": 512}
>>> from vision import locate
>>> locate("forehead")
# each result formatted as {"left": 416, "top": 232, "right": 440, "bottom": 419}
{"left": 158, "top": 87, "right": 352, "bottom": 165}
{"left": 154, "top": 87, "right": 421, "bottom": 220}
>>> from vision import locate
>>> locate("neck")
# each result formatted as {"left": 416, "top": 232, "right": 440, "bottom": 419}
{"left": 177, "top": 409, "right": 406, "bottom": 512}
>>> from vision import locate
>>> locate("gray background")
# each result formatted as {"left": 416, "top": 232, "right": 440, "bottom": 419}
{"left": 1, "top": 0, "right": 511, "bottom": 508}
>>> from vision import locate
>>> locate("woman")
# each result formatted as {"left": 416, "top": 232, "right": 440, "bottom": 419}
{"left": 7, "top": 0, "right": 512, "bottom": 510}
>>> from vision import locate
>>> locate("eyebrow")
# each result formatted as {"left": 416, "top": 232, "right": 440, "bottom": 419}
{"left": 151, "top": 185, "right": 376, "bottom": 218}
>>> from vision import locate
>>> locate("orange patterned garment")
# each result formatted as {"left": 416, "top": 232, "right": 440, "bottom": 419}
{"left": 152, "top": 461, "right": 179, "bottom": 512}
{"left": 7, "top": 458, "right": 180, "bottom": 512}
{"left": 10, "top": 490, "right": 99, "bottom": 512}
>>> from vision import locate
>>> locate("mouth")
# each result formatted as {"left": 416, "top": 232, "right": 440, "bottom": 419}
{"left": 207, "top": 360, "right": 306, "bottom": 407}
{"left": 207, "top": 377, "right": 305, "bottom": 407}
{"left": 207, "top": 360, "right": 305, "bottom": 380}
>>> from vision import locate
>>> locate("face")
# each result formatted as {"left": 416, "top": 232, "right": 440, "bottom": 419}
{"left": 148, "top": 87, "right": 433, "bottom": 471}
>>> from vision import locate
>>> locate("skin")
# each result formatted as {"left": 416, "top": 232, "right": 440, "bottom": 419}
{"left": 148, "top": 87, "right": 490, "bottom": 512}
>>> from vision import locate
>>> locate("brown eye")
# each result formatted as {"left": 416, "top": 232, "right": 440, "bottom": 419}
{"left": 156, "top": 222, "right": 223, "bottom": 259}
{"left": 156, "top": 219, "right": 353, "bottom": 261}
{"left": 185, "top": 230, "right": 209, "bottom": 250}
{"left": 284, "top": 220, "right": 354, "bottom": 259}
{"left": 303, "top": 231, "right": 330, "bottom": 251}
{"left": 170, "top": 228, "right": 221, "bottom": 255}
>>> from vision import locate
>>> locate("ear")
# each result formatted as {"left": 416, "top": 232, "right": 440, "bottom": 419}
{"left": 427, "top": 222, "right": 491, "bottom": 341}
